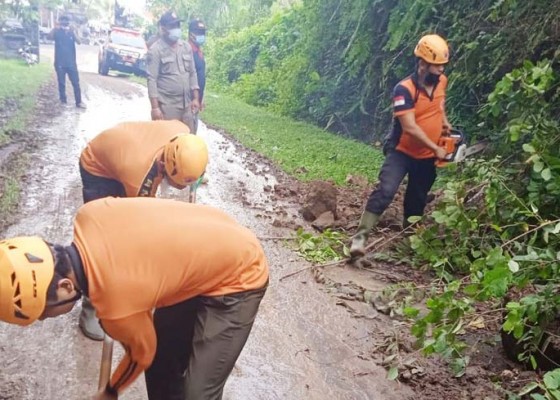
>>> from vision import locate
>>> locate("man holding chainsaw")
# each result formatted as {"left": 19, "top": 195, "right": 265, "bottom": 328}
{"left": 350, "top": 34, "right": 452, "bottom": 259}
{"left": 0, "top": 197, "right": 269, "bottom": 400}
{"left": 78, "top": 120, "right": 208, "bottom": 341}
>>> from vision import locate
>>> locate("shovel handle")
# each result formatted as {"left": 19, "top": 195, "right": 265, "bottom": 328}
{"left": 98, "top": 335, "right": 114, "bottom": 390}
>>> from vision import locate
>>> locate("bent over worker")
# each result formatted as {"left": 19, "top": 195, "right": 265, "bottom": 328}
{"left": 0, "top": 197, "right": 269, "bottom": 400}
{"left": 350, "top": 34, "right": 452, "bottom": 259}
{"left": 78, "top": 120, "right": 208, "bottom": 340}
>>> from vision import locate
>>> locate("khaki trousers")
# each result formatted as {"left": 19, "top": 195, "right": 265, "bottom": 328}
{"left": 160, "top": 102, "right": 195, "bottom": 133}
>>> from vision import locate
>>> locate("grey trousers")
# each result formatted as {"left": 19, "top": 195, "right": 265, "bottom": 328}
{"left": 160, "top": 102, "right": 195, "bottom": 133}
{"left": 145, "top": 284, "right": 267, "bottom": 400}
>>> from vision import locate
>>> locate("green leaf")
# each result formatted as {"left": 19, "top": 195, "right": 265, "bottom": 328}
{"left": 543, "top": 369, "right": 560, "bottom": 390}
{"left": 387, "top": 366, "right": 399, "bottom": 381}
{"left": 403, "top": 307, "right": 420, "bottom": 318}
{"left": 518, "top": 382, "right": 539, "bottom": 395}
{"left": 483, "top": 265, "right": 511, "bottom": 297}
{"left": 522, "top": 143, "right": 536, "bottom": 153}
{"left": 450, "top": 356, "right": 469, "bottom": 377}
{"left": 541, "top": 168, "right": 552, "bottom": 181}
{"left": 508, "top": 260, "right": 520, "bottom": 273}
{"left": 530, "top": 355, "right": 538, "bottom": 370}
{"left": 530, "top": 394, "right": 547, "bottom": 400}
{"left": 533, "top": 161, "right": 544, "bottom": 173}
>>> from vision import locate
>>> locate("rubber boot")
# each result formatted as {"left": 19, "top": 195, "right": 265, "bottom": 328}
{"left": 350, "top": 211, "right": 380, "bottom": 259}
{"left": 79, "top": 297, "right": 105, "bottom": 341}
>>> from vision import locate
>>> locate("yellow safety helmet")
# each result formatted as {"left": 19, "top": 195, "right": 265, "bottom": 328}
{"left": 0, "top": 237, "right": 54, "bottom": 326}
{"left": 164, "top": 134, "right": 209, "bottom": 187}
{"left": 414, "top": 34, "right": 449, "bottom": 65}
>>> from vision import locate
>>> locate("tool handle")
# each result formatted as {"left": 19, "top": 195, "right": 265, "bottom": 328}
{"left": 98, "top": 335, "right": 114, "bottom": 390}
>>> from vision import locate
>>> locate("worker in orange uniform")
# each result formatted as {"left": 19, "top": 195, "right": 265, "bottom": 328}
{"left": 350, "top": 34, "right": 451, "bottom": 259}
{"left": 78, "top": 120, "right": 209, "bottom": 341}
{"left": 0, "top": 197, "right": 269, "bottom": 400}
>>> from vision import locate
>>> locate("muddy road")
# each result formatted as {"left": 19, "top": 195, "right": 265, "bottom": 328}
{"left": 0, "top": 45, "right": 414, "bottom": 399}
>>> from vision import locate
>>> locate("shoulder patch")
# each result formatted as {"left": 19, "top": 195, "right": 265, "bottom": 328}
{"left": 393, "top": 96, "right": 406, "bottom": 107}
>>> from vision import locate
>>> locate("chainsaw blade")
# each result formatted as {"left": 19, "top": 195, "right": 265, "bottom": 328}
{"left": 454, "top": 141, "right": 488, "bottom": 162}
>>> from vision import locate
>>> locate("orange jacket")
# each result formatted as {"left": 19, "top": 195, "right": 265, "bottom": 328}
{"left": 393, "top": 74, "right": 448, "bottom": 159}
{"left": 80, "top": 120, "right": 190, "bottom": 196}
{"left": 72, "top": 197, "right": 269, "bottom": 393}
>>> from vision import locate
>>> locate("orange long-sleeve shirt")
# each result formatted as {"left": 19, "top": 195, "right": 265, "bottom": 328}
{"left": 72, "top": 197, "right": 269, "bottom": 394}
{"left": 79, "top": 120, "right": 190, "bottom": 197}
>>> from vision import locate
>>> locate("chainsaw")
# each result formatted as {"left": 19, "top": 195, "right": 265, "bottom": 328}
{"left": 436, "top": 129, "right": 488, "bottom": 167}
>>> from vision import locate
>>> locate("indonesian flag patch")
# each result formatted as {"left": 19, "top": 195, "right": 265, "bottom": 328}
{"left": 393, "top": 96, "right": 405, "bottom": 107}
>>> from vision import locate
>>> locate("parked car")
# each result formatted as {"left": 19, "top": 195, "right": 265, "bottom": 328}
{"left": 1, "top": 18, "right": 27, "bottom": 56}
{"left": 98, "top": 26, "right": 147, "bottom": 76}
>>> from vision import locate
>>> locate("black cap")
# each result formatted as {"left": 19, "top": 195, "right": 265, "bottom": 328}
{"left": 159, "top": 10, "right": 182, "bottom": 27}
{"left": 189, "top": 19, "right": 206, "bottom": 34}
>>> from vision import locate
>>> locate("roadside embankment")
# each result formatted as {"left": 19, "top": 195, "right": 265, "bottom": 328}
{"left": 0, "top": 58, "right": 54, "bottom": 229}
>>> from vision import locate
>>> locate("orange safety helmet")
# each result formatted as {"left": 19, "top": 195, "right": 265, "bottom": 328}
{"left": 414, "top": 34, "right": 449, "bottom": 65}
{"left": 0, "top": 237, "right": 54, "bottom": 326}
{"left": 163, "top": 134, "right": 209, "bottom": 187}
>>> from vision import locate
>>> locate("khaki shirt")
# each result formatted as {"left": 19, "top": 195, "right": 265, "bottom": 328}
{"left": 146, "top": 38, "right": 199, "bottom": 107}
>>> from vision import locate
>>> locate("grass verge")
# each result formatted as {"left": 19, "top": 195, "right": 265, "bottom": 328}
{"left": 0, "top": 59, "right": 52, "bottom": 145}
{"left": 0, "top": 153, "right": 29, "bottom": 230}
{"left": 202, "top": 91, "right": 384, "bottom": 185}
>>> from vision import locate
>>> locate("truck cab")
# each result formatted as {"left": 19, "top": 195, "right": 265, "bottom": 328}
{"left": 98, "top": 26, "right": 147, "bottom": 76}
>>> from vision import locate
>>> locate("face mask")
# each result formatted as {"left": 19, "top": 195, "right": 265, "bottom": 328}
{"left": 194, "top": 35, "right": 205, "bottom": 45}
{"left": 167, "top": 28, "right": 182, "bottom": 42}
{"left": 425, "top": 72, "right": 440, "bottom": 85}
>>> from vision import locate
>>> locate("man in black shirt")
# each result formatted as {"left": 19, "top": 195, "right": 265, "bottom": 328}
{"left": 48, "top": 15, "right": 86, "bottom": 109}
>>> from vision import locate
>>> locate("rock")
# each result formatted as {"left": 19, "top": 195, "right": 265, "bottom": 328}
{"left": 311, "top": 211, "right": 335, "bottom": 230}
{"left": 300, "top": 181, "right": 338, "bottom": 221}
{"left": 345, "top": 174, "right": 368, "bottom": 187}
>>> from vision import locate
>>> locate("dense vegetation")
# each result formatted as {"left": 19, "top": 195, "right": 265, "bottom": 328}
{"left": 197, "top": 0, "right": 560, "bottom": 391}
{"left": 208, "top": 0, "right": 560, "bottom": 143}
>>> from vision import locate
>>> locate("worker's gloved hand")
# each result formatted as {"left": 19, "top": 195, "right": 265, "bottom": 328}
{"left": 92, "top": 387, "right": 117, "bottom": 400}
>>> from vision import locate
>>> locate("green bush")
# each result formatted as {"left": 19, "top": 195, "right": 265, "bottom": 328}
{"left": 208, "top": 0, "right": 560, "bottom": 142}
{"left": 406, "top": 59, "right": 560, "bottom": 375}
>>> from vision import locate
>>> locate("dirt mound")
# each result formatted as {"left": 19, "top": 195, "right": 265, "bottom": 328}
{"left": 300, "top": 180, "right": 338, "bottom": 221}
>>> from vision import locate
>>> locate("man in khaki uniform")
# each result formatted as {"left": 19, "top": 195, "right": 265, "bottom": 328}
{"left": 147, "top": 10, "right": 200, "bottom": 132}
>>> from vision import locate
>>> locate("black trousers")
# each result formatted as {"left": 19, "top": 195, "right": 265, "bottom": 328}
{"left": 55, "top": 65, "right": 82, "bottom": 105}
{"left": 145, "top": 284, "right": 267, "bottom": 400}
{"left": 79, "top": 163, "right": 126, "bottom": 203}
{"left": 365, "top": 150, "right": 436, "bottom": 223}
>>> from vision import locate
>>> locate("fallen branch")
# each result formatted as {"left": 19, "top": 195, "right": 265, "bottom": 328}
{"left": 258, "top": 236, "right": 297, "bottom": 241}
{"left": 279, "top": 259, "right": 345, "bottom": 281}
{"left": 279, "top": 237, "right": 384, "bottom": 281}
